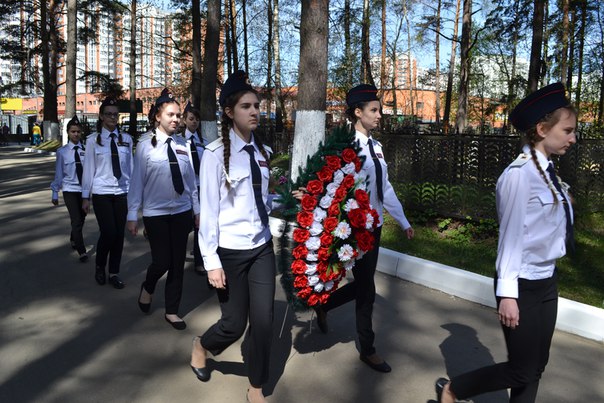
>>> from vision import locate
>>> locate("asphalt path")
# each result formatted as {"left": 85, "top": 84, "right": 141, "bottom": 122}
{"left": 1, "top": 145, "right": 602, "bottom": 403}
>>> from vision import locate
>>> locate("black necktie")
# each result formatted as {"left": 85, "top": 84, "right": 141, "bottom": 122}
{"left": 368, "top": 139, "right": 384, "bottom": 203}
{"left": 189, "top": 136, "right": 200, "bottom": 175}
{"left": 546, "top": 163, "right": 575, "bottom": 254}
{"left": 109, "top": 133, "right": 122, "bottom": 179}
{"left": 243, "top": 144, "right": 269, "bottom": 227}
{"left": 166, "top": 137, "right": 185, "bottom": 195}
{"left": 74, "top": 145, "right": 83, "bottom": 185}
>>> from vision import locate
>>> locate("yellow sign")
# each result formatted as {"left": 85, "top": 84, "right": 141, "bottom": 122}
{"left": 1, "top": 98, "right": 23, "bottom": 111}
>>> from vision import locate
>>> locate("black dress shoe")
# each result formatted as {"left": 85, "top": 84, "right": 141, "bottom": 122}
{"left": 191, "top": 365, "right": 210, "bottom": 382}
{"left": 95, "top": 269, "right": 106, "bottom": 285}
{"left": 435, "top": 377, "right": 450, "bottom": 402}
{"left": 138, "top": 283, "right": 151, "bottom": 314}
{"left": 359, "top": 354, "right": 391, "bottom": 373}
{"left": 79, "top": 252, "right": 88, "bottom": 263}
{"left": 108, "top": 275, "right": 125, "bottom": 289}
{"left": 165, "top": 316, "right": 186, "bottom": 330}
{"left": 313, "top": 306, "right": 328, "bottom": 333}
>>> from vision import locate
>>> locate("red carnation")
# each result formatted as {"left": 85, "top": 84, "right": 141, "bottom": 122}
{"left": 348, "top": 208, "right": 367, "bottom": 229}
{"left": 320, "top": 232, "right": 334, "bottom": 246}
{"left": 370, "top": 209, "right": 380, "bottom": 228}
{"left": 291, "top": 259, "right": 307, "bottom": 274}
{"left": 341, "top": 148, "right": 357, "bottom": 163}
{"left": 354, "top": 157, "right": 362, "bottom": 172}
{"left": 306, "top": 179, "right": 324, "bottom": 195}
{"left": 294, "top": 275, "right": 308, "bottom": 288}
{"left": 292, "top": 245, "right": 309, "bottom": 260}
{"left": 323, "top": 217, "right": 338, "bottom": 232}
{"left": 319, "top": 271, "right": 330, "bottom": 282}
{"left": 327, "top": 202, "right": 340, "bottom": 217}
{"left": 307, "top": 294, "right": 320, "bottom": 306}
{"left": 325, "top": 155, "right": 342, "bottom": 171}
{"left": 317, "top": 246, "right": 331, "bottom": 261}
{"left": 316, "top": 166, "right": 334, "bottom": 183}
{"left": 334, "top": 187, "right": 348, "bottom": 203}
{"left": 320, "top": 293, "right": 330, "bottom": 304}
{"left": 356, "top": 229, "right": 375, "bottom": 252}
{"left": 293, "top": 228, "right": 310, "bottom": 243}
{"left": 342, "top": 174, "right": 355, "bottom": 189}
{"left": 296, "top": 211, "right": 314, "bottom": 228}
{"left": 297, "top": 287, "right": 312, "bottom": 299}
{"left": 317, "top": 261, "right": 328, "bottom": 274}
{"left": 301, "top": 194, "right": 318, "bottom": 211}
{"left": 355, "top": 189, "right": 370, "bottom": 209}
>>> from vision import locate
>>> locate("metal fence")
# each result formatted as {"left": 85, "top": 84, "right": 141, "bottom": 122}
{"left": 262, "top": 126, "right": 604, "bottom": 218}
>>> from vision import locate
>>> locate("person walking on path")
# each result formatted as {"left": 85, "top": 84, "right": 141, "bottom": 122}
{"left": 32, "top": 123, "right": 41, "bottom": 145}
{"left": 81, "top": 98, "right": 132, "bottom": 289}
{"left": 127, "top": 89, "right": 200, "bottom": 330}
{"left": 50, "top": 116, "right": 88, "bottom": 262}
{"left": 190, "top": 71, "right": 277, "bottom": 403}
{"left": 16, "top": 124, "right": 23, "bottom": 145}
{"left": 436, "top": 83, "right": 577, "bottom": 403}
{"left": 312, "top": 84, "right": 414, "bottom": 374}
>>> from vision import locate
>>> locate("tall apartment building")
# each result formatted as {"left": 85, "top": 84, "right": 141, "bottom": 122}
{"left": 370, "top": 53, "right": 418, "bottom": 90}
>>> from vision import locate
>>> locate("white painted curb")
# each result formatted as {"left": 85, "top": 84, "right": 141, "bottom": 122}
{"left": 23, "top": 147, "right": 56, "bottom": 156}
{"left": 377, "top": 247, "right": 604, "bottom": 343}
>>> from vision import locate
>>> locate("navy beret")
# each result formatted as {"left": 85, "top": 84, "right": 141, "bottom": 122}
{"left": 67, "top": 115, "right": 80, "bottom": 126}
{"left": 346, "top": 84, "right": 379, "bottom": 107}
{"left": 219, "top": 70, "right": 254, "bottom": 107}
{"left": 100, "top": 98, "right": 117, "bottom": 109}
{"left": 510, "top": 83, "right": 570, "bottom": 131}
{"left": 155, "top": 88, "right": 176, "bottom": 107}
{"left": 184, "top": 100, "right": 198, "bottom": 114}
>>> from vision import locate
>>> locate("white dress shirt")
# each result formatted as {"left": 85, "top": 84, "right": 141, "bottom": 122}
{"left": 81, "top": 128, "right": 132, "bottom": 198}
{"left": 356, "top": 131, "right": 411, "bottom": 229}
{"left": 495, "top": 145, "right": 572, "bottom": 298}
{"left": 127, "top": 129, "right": 200, "bottom": 221}
{"left": 50, "top": 141, "right": 85, "bottom": 199}
{"left": 198, "top": 129, "right": 273, "bottom": 271}
{"left": 184, "top": 128, "right": 206, "bottom": 186}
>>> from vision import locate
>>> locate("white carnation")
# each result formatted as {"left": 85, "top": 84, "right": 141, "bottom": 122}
{"left": 309, "top": 221, "right": 323, "bottom": 236}
{"left": 313, "top": 207, "right": 327, "bottom": 223}
{"left": 333, "top": 170, "right": 344, "bottom": 185}
{"left": 344, "top": 260, "right": 356, "bottom": 271}
{"left": 313, "top": 282, "right": 325, "bottom": 293}
{"left": 324, "top": 280, "right": 335, "bottom": 291}
{"left": 305, "top": 264, "right": 317, "bottom": 275}
{"left": 308, "top": 274, "right": 320, "bottom": 286}
{"left": 342, "top": 162, "right": 356, "bottom": 175}
{"left": 307, "top": 252, "right": 318, "bottom": 262}
{"left": 337, "top": 244, "right": 355, "bottom": 261}
{"left": 365, "top": 213, "right": 374, "bottom": 229}
{"left": 305, "top": 236, "right": 321, "bottom": 251}
{"left": 319, "top": 194, "right": 333, "bottom": 209}
{"left": 326, "top": 182, "right": 339, "bottom": 196}
{"left": 344, "top": 199, "right": 359, "bottom": 212}
{"left": 333, "top": 221, "right": 351, "bottom": 240}
{"left": 356, "top": 181, "right": 367, "bottom": 192}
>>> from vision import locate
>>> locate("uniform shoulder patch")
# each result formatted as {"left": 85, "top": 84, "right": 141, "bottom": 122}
{"left": 204, "top": 137, "right": 224, "bottom": 152}
{"left": 509, "top": 153, "right": 531, "bottom": 168}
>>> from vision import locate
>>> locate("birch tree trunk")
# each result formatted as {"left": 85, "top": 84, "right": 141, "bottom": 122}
{"left": 443, "top": 0, "right": 460, "bottom": 132}
{"left": 200, "top": 0, "right": 221, "bottom": 142}
{"left": 291, "top": 0, "right": 329, "bottom": 182}
{"left": 128, "top": 0, "right": 137, "bottom": 138}
{"left": 64, "top": 0, "right": 77, "bottom": 144}
{"left": 273, "top": 0, "right": 285, "bottom": 132}
{"left": 560, "top": 0, "right": 569, "bottom": 87}
{"left": 434, "top": 0, "right": 441, "bottom": 124}
{"left": 455, "top": 0, "right": 471, "bottom": 133}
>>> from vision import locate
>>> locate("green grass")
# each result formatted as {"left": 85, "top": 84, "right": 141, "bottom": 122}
{"left": 380, "top": 211, "right": 604, "bottom": 309}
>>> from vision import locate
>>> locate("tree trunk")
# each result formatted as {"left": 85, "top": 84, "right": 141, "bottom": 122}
{"left": 575, "top": 0, "right": 587, "bottom": 117}
{"left": 344, "top": 0, "right": 352, "bottom": 88}
{"left": 20, "top": 2, "right": 27, "bottom": 95}
{"left": 291, "top": 0, "right": 329, "bottom": 182}
{"left": 273, "top": 0, "right": 284, "bottom": 132}
{"left": 64, "top": 0, "right": 77, "bottom": 144}
{"left": 527, "top": 0, "right": 545, "bottom": 92}
{"left": 405, "top": 7, "right": 413, "bottom": 116}
{"left": 129, "top": 0, "right": 137, "bottom": 138}
{"left": 567, "top": 6, "right": 576, "bottom": 95}
{"left": 243, "top": 0, "right": 249, "bottom": 73}
{"left": 597, "top": 4, "right": 604, "bottom": 126}
{"left": 434, "top": 0, "right": 441, "bottom": 124}
{"left": 224, "top": 0, "right": 232, "bottom": 73}
{"left": 455, "top": 0, "right": 471, "bottom": 134}
{"left": 541, "top": 3, "right": 549, "bottom": 86}
{"left": 560, "top": 0, "right": 569, "bottom": 86}
{"left": 41, "top": 0, "right": 60, "bottom": 140}
{"left": 191, "top": 0, "right": 202, "bottom": 108}
{"left": 507, "top": 1, "right": 520, "bottom": 129}
{"left": 443, "top": 0, "right": 460, "bottom": 132}
{"left": 267, "top": 0, "right": 273, "bottom": 125}
{"left": 229, "top": 0, "right": 238, "bottom": 71}
{"left": 380, "top": 0, "right": 386, "bottom": 92}
{"left": 360, "top": 0, "right": 374, "bottom": 85}
{"left": 200, "top": 0, "right": 221, "bottom": 142}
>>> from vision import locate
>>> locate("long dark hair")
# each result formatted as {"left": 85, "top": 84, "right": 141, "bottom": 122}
{"left": 346, "top": 101, "right": 370, "bottom": 124}
{"left": 221, "top": 89, "right": 270, "bottom": 189}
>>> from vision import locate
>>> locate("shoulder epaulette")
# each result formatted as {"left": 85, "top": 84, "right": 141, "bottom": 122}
{"left": 509, "top": 153, "right": 531, "bottom": 168}
{"left": 205, "top": 137, "right": 224, "bottom": 152}
{"left": 263, "top": 144, "right": 273, "bottom": 155}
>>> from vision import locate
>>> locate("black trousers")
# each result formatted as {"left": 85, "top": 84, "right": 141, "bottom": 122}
{"left": 92, "top": 193, "right": 127, "bottom": 274}
{"left": 199, "top": 240, "right": 276, "bottom": 387}
{"left": 142, "top": 210, "right": 191, "bottom": 314}
{"left": 450, "top": 272, "right": 558, "bottom": 403}
{"left": 192, "top": 187, "right": 202, "bottom": 267}
{"left": 321, "top": 226, "right": 382, "bottom": 356}
{"left": 63, "top": 191, "right": 86, "bottom": 254}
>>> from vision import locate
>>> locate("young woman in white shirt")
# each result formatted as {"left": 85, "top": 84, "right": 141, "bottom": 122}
{"left": 81, "top": 98, "right": 132, "bottom": 289}
{"left": 50, "top": 116, "right": 88, "bottom": 262}
{"left": 181, "top": 101, "right": 206, "bottom": 274}
{"left": 127, "top": 89, "right": 199, "bottom": 330}
{"left": 314, "top": 84, "right": 414, "bottom": 374}
{"left": 436, "top": 83, "right": 577, "bottom": 403}
{"left": 190, "top": 71, "right": 275, "bottom": 403}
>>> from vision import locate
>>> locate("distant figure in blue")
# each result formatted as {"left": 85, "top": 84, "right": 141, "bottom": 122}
{"left": 436, "top": 83, "right": 577, "bottom": 403}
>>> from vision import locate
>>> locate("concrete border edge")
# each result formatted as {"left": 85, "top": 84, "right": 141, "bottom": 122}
{"left": 377, "top": 247, "right": 604, "bottom": 343}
